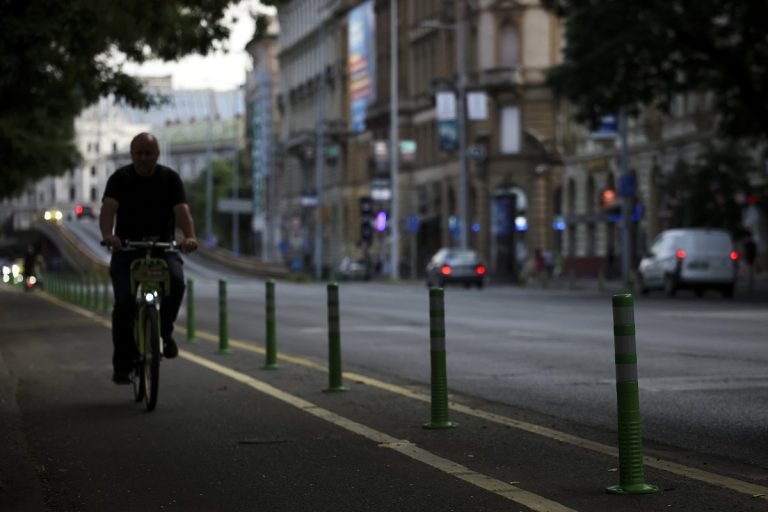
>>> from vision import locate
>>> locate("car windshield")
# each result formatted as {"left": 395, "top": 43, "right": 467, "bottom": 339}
{"left": 445, "top": 250, "right": 478, "bottom": 264}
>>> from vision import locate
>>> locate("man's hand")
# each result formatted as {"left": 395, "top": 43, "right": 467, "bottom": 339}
{"left": 180, "top": 237, "right": 198, "bottom": 254}
{"left": 102, "top": 235, "right": 122, "bottom": 250}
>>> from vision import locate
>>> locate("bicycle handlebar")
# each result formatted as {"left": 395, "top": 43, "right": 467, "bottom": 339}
{"left": 100, "top": 240, "right": 178, "bottom": 252}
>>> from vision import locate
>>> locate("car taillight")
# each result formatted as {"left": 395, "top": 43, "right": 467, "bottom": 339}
{"left": 675, "top": 249, "right": 686, "bottom": 260}
{"left": 475, "top": 264, "right": 486, "bottom": 275}
{"left": 440, "top": 265, "right": 452, "bottom": 275}
{"left": 730, "top": 251, "right": 739, "bottom": 261}
{"left": 75, "top": 204, "right": 84, "bottom": 216}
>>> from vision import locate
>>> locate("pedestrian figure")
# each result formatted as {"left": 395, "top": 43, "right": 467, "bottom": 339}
{"left": 743, "top": 232, "right": 757, "bottom": 293}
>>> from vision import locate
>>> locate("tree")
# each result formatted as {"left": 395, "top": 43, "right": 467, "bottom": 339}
{"left": 663, "top": 143, "right": 754, "bottom": 236}
{"left": 0, "top": 0, "right": 238, "bottom": 200}
{"left": 544, "top": 1, "right": 768, "bottom": 140}
{"left": 185, "top": 151, "right": 251, "bottom": 251}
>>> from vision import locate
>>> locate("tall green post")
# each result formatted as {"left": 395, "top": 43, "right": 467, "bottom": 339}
{"left": 102, "top": 273, "right": 111, "bottom": 317}
{"left": 186, "top": 278, "right": 196, "bottom": 343}
{"left": 607, "top": 293, "right": 657, "bottom": 495}
{"left": 217, "top": 278, "right": 230, "bottom": 354}
{"left": 324, "top": 283, "right": 347, "bottom": 392}
{"left": 263, "top": 279, "right": 279, "bottom": 369}
{"left": 423, "top": 288, "right": 457, "bottom": 429}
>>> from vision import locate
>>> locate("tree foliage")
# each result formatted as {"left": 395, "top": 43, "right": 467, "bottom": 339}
{"left": 544, "top": 1, "right": 768, "bottom": 140}
{"left": 0, "top": 0, "right": 238, "bottom": 200}
{"left": 185, "top": 151, "right": 251, "bottom": 251}
{"left": 664, "top": 144, "right": 754, "bottom": 236}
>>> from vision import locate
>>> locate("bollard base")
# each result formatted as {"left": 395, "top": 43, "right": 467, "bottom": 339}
{"left": 186, "top": 338, "right": 197, "bottom": 344}
{"left": 262, "top": 363, "right": 280, "bottom": 370}
{"left": 606, "top": 483, "right": 658, "bottom": 495}
{"left": 422, "top": 421, "right": 458, "bottom": 430}
{"left": 217, "top": 348, "right": 231, "bottom": 355}
{"left": 323, "top": 386, "right": 349, "bottom": 393}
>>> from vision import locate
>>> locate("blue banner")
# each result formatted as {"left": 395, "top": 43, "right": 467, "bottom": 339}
{"left": 348, "top": 1, "right": 376, "bottom": 133}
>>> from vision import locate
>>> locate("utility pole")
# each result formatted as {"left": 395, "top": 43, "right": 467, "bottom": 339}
{"left": 389, "top": 0, "right": 400, "bottom": 279}
{"left": 619, "top": 108, "right": 631, "bottom": 287}
{"left": 231, "top": 87, "right": 240, "bottom": 256}
{"left": 205, "top": 90, "right": 214, "bottom": 246}
{"left": 422, "top": 16, "right": 469, "bottom": 250}
{"left": 456, "top": 17, "right": 468, "bottom": 250}
{"left": 314, "top": 20, "right": 326, "bottom": 281}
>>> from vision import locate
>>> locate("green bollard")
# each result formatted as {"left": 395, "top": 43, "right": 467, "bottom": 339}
{"left": 263, "top": 279, "right": 279, "bottom": 369}
{"left": 324, "top": 283, "right": 347, "bottom": 392}
{"left": 217, "top": 278, "right": 230, "bottom": 354}
{"left": 77, "top": 275, "right": 85, "bottom": 306}
{"left": 89, "top": 273, "right": 98, "bottom": 311}
{"left": 102, "top": 273, "right": 111, "bottom": 317}
{"left": 423, "top": 288, "right": 457, "bottom": 429}
{"left": 606, "top": 294, "right": 657, "bottom": 495}
{"left": 186, "top": 278, "right": 196, "bottom": 343}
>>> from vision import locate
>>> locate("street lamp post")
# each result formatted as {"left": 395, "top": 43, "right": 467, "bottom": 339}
{"left": 422, "top": 18, "right": 469, "bottom": 250}
{"left": 390, "top": 0, "right": 400, "bottom": 279}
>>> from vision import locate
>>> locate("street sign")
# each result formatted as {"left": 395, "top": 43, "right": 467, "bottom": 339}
{"left": 405, "top": 215, "right": 420, "bottom": 233}
{"left": 217, "top": 198, "right": 252, "bottom": 214}
{"left": 618, "top": 174, "right": 636, "bottom": 198}
{"left": 468, "top": 144, "right": 487, "bottom": 162}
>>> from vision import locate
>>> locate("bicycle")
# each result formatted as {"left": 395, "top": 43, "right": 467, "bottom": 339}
{"left": 108, "top": 239, "right": 176, "bottom": 411}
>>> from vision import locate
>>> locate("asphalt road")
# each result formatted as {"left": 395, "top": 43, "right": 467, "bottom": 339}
{"left": 3, "top": 268, "right": 768, "bottom": 510}
{"left": 182, "top": 277, "right": 768, "bottom": 469}
{"left": 61, "top": 218, "right": 245, "bottom": 281}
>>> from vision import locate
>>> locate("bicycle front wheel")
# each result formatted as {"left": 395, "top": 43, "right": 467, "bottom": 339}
{"left": 142, "top": 306, "right": 161, "bottom": 411}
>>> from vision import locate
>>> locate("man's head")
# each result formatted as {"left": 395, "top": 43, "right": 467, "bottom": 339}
{"left": 130, "top": 132, "right": 160, "bottom": 176}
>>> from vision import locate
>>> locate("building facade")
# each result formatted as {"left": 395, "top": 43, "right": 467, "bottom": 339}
{"left": 246, "top": 18, "right": 281, "bottom": 261}
{"left": 558, "top": 93, "right": 768, "bottom": 277}
{"left": 275, "top": 0, "right": 564, "bottom": 280}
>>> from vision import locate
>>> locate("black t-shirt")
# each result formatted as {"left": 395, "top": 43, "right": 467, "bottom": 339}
{"left": 103, "top": 164, "right": 186, "bottom": 242}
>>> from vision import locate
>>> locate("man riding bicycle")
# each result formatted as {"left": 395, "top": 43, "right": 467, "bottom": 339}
{"left": 100, "top": 132, "right": 198, "bottom": 384}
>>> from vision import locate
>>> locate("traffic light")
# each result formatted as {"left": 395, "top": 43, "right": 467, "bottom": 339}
{"left": 360, "top": 222, "right": 373, "bottom": 243}
{"left": 600, "top": 188, "right": 620, "bottom": 215}
{"left": 360, "top": 197, "right": 373, "bottom": 244}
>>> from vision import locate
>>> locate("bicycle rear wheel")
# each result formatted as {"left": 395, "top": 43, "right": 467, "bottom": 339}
{"left": 142, "top": 306, "right": 161, "bottom": 411}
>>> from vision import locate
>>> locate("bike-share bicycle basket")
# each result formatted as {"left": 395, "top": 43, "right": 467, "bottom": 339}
{"left": 130, "top": 260, "right": 171, "bottom": 297}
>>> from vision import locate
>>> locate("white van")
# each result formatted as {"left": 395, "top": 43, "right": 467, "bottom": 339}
{"left": 638, "top": 228, "right": 739, "bottom": 297}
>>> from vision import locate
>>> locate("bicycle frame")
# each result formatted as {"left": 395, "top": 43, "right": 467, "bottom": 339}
{"left": 123, "top": 239, "right": 176, "bottom": 410}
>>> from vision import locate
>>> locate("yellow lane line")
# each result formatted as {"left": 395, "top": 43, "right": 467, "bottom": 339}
{"left": 180, "top": 350, "right": 576, "bottom": 512}
{"left": 39, "top": 293, "right": 768, "bottom": 501}
{"left": 182, "top": 327, "right": 768, "bottom": 501}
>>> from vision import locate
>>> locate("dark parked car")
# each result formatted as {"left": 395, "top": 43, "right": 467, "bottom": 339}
{"left": 426, "top": 248, "right": 486, "bottom": 289}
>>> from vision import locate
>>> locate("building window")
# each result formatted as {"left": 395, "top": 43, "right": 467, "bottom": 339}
{"left": 499, "top": 22, "right": 520, "bottom": 68}
{"left": 91, "top": 166, "right": 96, "bottom": 177}
{"left": 567, "top": 178, "right": 576, "bottom": 214}
{"left": 112, "top": 142, "right": 118, "bottom": 153}
{"left": 586, "top": 176, "right": 595, "bottom": 213}
{"left": 500, "top": 106, "right": 520, "bottom": 154}
{"left": 69, "top": 186, "right": 76, "bottom": 201}
{"left": 91, "top": 187, "right": 97, "bottom": 201}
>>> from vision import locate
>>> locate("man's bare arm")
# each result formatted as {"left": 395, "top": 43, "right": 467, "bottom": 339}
{"left": 174, "top": 203, "right": 198, "bottom": 253}
{"left": 99, "top": 197, "right": 122, "bottom": 249}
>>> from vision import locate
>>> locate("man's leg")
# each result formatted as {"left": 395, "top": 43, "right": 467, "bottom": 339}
{"left": 110, "top": 253, "right": 138, "bottom": 378}
{"left": 160, "top": 253, "right": 185, "bottom": 356}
